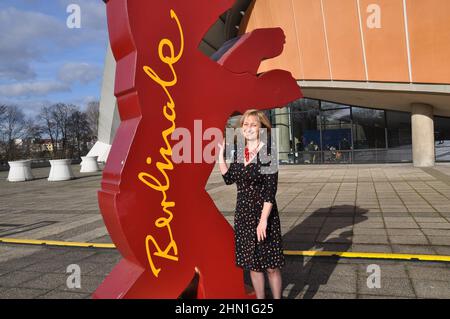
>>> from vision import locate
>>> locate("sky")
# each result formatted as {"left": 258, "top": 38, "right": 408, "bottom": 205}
{"left": 0, "top": 0, "right": 109, "bottom": 116}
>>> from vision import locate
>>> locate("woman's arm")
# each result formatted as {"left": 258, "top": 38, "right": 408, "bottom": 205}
{"left": 218, "top": 141, "right": 229, "bottom": 175}
{"left": 218, "top": 141, "right": 237, "bottom": 185}
{"left": 257, "top": 169, "right": 278, "bottom": 242}
{"left": 260, "top": 202, "right": 273, "bottom": 220}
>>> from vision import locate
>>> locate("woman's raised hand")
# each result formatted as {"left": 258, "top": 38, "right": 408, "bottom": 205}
{"left": 217, "top": 141, "right": 226, "bottom": 164}
{"left": 218, "top": 141, "right": 225, "bottom": 155}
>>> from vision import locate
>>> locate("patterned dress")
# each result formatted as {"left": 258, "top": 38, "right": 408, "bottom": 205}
{"left": 222, "top": 145, "right": 285, "bottom": 272}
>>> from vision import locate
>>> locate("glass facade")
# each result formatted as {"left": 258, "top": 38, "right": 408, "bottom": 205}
{"left": 229, "top": 98, "right": 450, "bottom": 164}
{"left": 435, "top": 116, "right": 450, "bottom": 162}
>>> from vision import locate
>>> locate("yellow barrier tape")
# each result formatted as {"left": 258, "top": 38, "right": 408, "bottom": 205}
{"left": 1, "top": 237, "right": 450, "bottom": 262}
{"left": 283, "top": 250, "right": 450, "bottom": 262}
{"left": 0, "top": 237, "right": 115, "bottom": 249}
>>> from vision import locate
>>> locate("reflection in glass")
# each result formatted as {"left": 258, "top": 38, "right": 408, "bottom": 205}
{"left": 320, "top": 108, "right": 351, "bottom": 163}
{"left": 290, "top": 110, "right": 320, "bottom": 164}
{"left": 387, "top": 111, "right": 411, "bottom": 147}
{"left": 321, "top": 101, "right": 349, "bottom": 110}
{"left": 272, "top": 108, "right": 292, "bottom": 163}
{"left": 352, "top": 107, "right": 386, "bottom": 149}
{"left": 435, "top": 116, "right": 450, "bottom": 162}
{"left": 236, "top": 97, "right": 450, "bottom": 165}
{"left": 290, "top": 98, "right": 319, "bottom": 112}
{"left": 386, "top": 111, "right": 412, "bottom": 162}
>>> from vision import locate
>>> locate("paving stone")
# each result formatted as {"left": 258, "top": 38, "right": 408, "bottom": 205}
{"left": 79, "top": 252, "right": 121, "bottom": 264}
{"left": 357, "top": 276, "right": 416, "bottom": 298}
{"left": 296, "top": 291, "right": 357, "bottom": 299}
{"left": 318, "top": 243, "right": 352, "bottom": 252}
{"left": 57, "top": 275, "right": 106, "bottom": 294}
{"left": 427, "top": 236, "right": 450, "bottom": 246}
{"left": 0, "top": 287, "right": 49, "bottom": 299}
{"left": 417, "top": 223, "right": 450, "bottom": 229}
{"left": 19, "top": 273, "right": 68, "bottom": 290}
{"left": 414, "top": 217, "right": 448, "bottom": 223}
{"left": 358, "top": 294, "right": 413, "bottom": 299}
{"left": 412, "top": 280, "right": 450, "bottom": 298}
{"left": 37, "top": 290, "right": 91, "bottom": 299}
{"left": 20, "top": 261, "right": 70, "bottom": 273}
{"left": 388, "top": 235, "right": 429, "bottom": 245}
{"left": 309, "top": 264, "right": 357, "bottom": 279}
{"left": 0, "top": 271, "right": 43, "bottom": 287}
{"left": 284, "top": 233, "right": 317, "bottom": 242}
{"left": 384, "top": 217, "right": 416, "bottom": 222}
{"left": 289, "top": 227, "right": 321, "bottom": 234}
{"left": 305, "top": 274, "right": 357, "bottom": 294}
{"left": 352, "top": 235, "right": 389, "bottom": 244}
{"left": 353, "top": 228, "right": 387, "bottom": 235}
{"left": 351, "top": 244, "right": 392, "bottom": 253}
{"left": 433, "top": 246, "right": 450, "bottom": 255}
{"left": 87, "top": 263, "right": 118, "bottom": 277}
{"left": 406, "top": 265, "right": 450, "bottom": 281}
{"left": 391, "top": 245, "right": 436, "bottom": 255}
{"left": 357, "top": 264, "right": 408, "bottom": 278}
{"left": 2, "top": 164, "right": 450, "bottom": 299}
{"left": 353, "top": 223, "right": 385, "bottom": 229}
{"left": 384, "top": 222, "right": 420, "bottom": 229}
{"left": 0, "top": 257, "right": 39, "bottom": 271}
{"left": 421, "top": 229, "right": 450, "bottom": 236}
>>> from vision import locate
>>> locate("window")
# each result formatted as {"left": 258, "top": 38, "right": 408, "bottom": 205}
{"left": 435, "top": 116, "right": 450, "bottom": 162}
{"left": 352, "top": 107, "right": 386, "bottom": 149}
{"left": 291, "top": 109, "right": 320, "bottom": 152}
{"left": 321, "top": 101, "right": 349, "bottom": 110}
{"left": 386, "top": 111, "right": 411, "bottom": 148}
{"left": 290, "top": 98, "right": 319, "bottom": 112}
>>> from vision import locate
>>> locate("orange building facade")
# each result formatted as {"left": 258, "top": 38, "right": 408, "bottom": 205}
{"left": 236, "top": 0, "right": 450, "bottom": 167}
{"left": 99, "top": 0, "right": 450, "bottom": 167}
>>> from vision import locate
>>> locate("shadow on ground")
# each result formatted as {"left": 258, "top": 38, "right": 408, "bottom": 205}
{"left": 243, "top": 205, "right": 368, "bottom": 299}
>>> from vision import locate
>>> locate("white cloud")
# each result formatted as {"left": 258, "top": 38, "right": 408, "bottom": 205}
{"left": 0, "top": 97, "right": 51, "bottom": 116}
{"left": 58, "top": 62, "right": 102, "bottom": 84}
{"left": 0, "top": 63, "right": 36, "bottom": 81}
{"left": 0, "top": 5, "right": 107, "bottom": 82}
{"left": 0, "top": 94, "right": 100, "bottom": 117}
{"left": 0, "top": 81, "right": 70, "bottom": 97}
{"left": 0, "top": 7, "right": 63, "bottom": 81}
{"left": 0, "top": 3, "right": 107, "bottom": 112}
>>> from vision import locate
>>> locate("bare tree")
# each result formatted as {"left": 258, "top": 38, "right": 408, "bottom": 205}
{"left": 0, "top": 105, "right": 26, "bottom": 161}
{"left": 0, "top": 105, "right": 6, "bottom": 161}
{"left": 39, "top": 103, "right": 79, "bottom": 158}
{"left": 37, "top": 103, "right": 100, "bottom": 160}
{"left": 52, "top": 103, "right": 77, "bottom": 158}
{"left": 39, "top": 105, "right": 60, "bottom": 157}
{"left": 0, "top": 104, "right": 6, "bottom": 120}
{"left": 68, "top": 110, "right": 90, "bottom": 159}
{"left": 21, "top": 119, "right": 42, "bottom": 159}
{"left": 86, "top": 101, "right": 99, "bottom": 138}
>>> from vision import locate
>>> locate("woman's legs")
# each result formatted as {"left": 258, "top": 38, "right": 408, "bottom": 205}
{"left": 250, "top": 270, "right": 265, "bottom": 299}
{"left": 267, "top": 268, "right": 282, "bottom": 299}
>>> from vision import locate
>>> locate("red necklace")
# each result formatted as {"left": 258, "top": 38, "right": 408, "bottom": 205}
{"left": 245, "top": 142, "right": 260, "bottom": 162}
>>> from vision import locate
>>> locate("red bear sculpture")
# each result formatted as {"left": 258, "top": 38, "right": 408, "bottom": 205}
{"left": 94, "top": 0, "right": 302, "bottom": 299}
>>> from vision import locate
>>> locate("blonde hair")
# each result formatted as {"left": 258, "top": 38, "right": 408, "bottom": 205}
{"left": 239, "top": 109, "right": 272, "bottom": 137}
{"left": 229, "top": 109, "right": 272, "bottom": 151}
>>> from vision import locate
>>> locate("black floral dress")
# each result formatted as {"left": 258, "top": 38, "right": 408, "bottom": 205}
{"left": 222, "top": 145, "right": 285, "bottom": 272}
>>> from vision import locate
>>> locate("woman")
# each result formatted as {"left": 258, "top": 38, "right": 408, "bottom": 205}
{"left": 217, "top": 109, "right": 284, "bottom": 299}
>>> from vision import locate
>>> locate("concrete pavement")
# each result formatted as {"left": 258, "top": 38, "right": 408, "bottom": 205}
{"left": 0, "top": 163, "right": 449, "bottom": 298}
